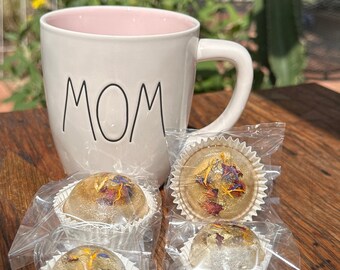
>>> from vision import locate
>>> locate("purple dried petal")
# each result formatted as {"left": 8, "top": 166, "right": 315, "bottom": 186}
{"left": 215, "top": 233, "right": 224, "bottom": 247}
{"left": 112, "top": 175, "right": 129, "bottom": 184}
{"left": 222, "top": 164, "right": 240, "bottom": 182}
{"left": 195, "top": 176, "right": 204, "bottom": 184}
{"left": 195, "top": 175, "right": 212, "bottom": 185}
{"left": 98, "top": 253, "right": 110, "bottom": 258}
{"left": 229, "top": 183, "right": 242, "bottom": 190}
{"left": 122, "top": 185, "right": 133, "bottom": 199}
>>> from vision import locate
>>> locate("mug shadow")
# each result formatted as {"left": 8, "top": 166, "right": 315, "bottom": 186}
{"left": 189, "top": 82, "right": 339, "bottom": 140}
{"left": 256, "top": 83, "right": 340, "bottom": 139}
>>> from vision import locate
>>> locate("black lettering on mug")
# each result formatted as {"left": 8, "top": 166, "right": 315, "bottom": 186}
{"left": 96, "top": 84, "right": 129, "bottom": 142}
{"left": 62, "top": 78, "right": 165, "bottom": 143}
{"left": 62, "top": 78, "right": 97, "bottom": 140}
{"left": 130, "top": 82, "right": 165, "bottom": 142}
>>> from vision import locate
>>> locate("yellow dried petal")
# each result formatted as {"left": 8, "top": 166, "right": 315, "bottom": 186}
{"left": 94, "top": 178, "right": 107, "bottom": 192}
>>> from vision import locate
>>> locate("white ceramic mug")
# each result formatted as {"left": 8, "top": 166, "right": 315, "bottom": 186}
{"left": 40, "top": 6, "right": 253, "bottom": 185}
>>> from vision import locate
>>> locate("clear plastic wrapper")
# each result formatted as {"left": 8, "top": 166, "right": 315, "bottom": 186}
{"left": 34, "top": 225, "right": 154, "bottom": 269}
{"left": 164, "top": 218, "right": 300, "bottom": 270}
{"left": 8, "top": 171, "right": 161, "bottom": 270}
{"left": 164, "top": 123, "right": 300, "bottom": 269}
{"left": 165, "top": 122, "right": 285, "bottom": 222}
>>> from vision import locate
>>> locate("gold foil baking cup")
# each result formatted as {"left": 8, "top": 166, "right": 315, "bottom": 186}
{"left": 170, "top": 136, "right": 267, "bottom": 222}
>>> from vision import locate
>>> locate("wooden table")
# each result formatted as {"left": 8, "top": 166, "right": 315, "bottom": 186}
{"left": 0, "top": 83, "right": 339, "bottom": 270}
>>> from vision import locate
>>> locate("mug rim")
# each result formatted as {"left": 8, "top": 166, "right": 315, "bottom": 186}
{"left": 40, "top": 6, "right": 200, "bottom": 40}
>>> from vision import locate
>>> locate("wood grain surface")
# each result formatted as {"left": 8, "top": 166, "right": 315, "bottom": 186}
{"left": 0, "top": 83, "right": 339, "bottom": 270}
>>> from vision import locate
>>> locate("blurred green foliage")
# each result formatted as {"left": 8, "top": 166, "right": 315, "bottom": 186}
{"left": 252, "top": 0, "right": 305, "bottom": 88}
{"left": 2, "top": 9, "right": 44, "bottom": 110}
{"left": 1, "top": 0, "right": 305, "bottom": 110}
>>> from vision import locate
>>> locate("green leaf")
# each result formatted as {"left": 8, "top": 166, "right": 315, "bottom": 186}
{"left": 13, "top": 100, "right": 39, "bottom": 111}
{"left": 252, "top": 0, "right": 269, "bottom": 67}
{"left": 266, "top": 0, "right": 305, "bottom": 86}
{"left": 4, "top": 32, "right": 19, "bottom": 42}
{"left": 4, "top": 89, "right": 28, "bottom": 103}
{"left": 195, "top": 61, "right": 234, "bottom": 93}
{"left": 225, "top": 3, "right": 239, "bottom": 22}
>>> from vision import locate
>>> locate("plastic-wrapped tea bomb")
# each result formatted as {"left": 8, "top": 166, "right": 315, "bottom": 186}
{"left": 189, "top": 224, "right": 265, "bottom": 269}
{"left": 60, "top": 173, "right": 149, "bottom": 224}
{"left": 52, "top": 245, "right": 125, "bottom": 270}
{"left": 170, "top": 137, "right": 267, "bottom": 222}
{"left": 53, "top": 172, "right": 159, "bottom": 250}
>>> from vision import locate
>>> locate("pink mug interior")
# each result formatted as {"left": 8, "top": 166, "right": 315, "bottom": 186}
{"left": 41, "top": 6, "right": 199, "bottom": 37}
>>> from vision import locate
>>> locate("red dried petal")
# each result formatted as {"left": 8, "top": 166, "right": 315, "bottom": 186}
{"left": 99, "top": 186, "right": 108, "bottom": 193}
{"left": 202, "top": 201, "right": 223, "bottom": 215}
{"left": 67, "top": 255, "right": 79, "bottom": 262}
{"left": 205, "top": 188, "right": 218, "bottom": 199}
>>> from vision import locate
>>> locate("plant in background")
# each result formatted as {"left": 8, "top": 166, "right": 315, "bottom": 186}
{"left": 251, "top": 0, "right": 306, "bottom": 88}
{"left": 2, "top": 0, "right": 22, "bottom": 33}
{"left": 1, "top": 0, "right": 306, "bottom": 110}
{"left": 32, "top": 0, "right": 47, "bottom": 9}
{"left": 1, "top": 1, "right": 47, "bottom": 109}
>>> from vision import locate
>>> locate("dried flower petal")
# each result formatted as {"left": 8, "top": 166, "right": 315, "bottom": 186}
{"left": 215, "top": 232, "right": 224, "bottom": 247}
{"left": 98, "top": 253, "right": 110, "bottom": 258}
{"left": 122, "top": 185, "right": 133, "bottom": 200}
{"left": 112, "top": 175, "right": 129, "bottom": 184}
{"left": 67, "top": 255, "right": 79, "bottom": 262}
{"left": 195, "top": 175, "right": 205, "bottom": 184}
{"left": 202, "top": 200, "right": 223, "bottom": 215}
{"left": 222, "top": 164, "right": 240, "bottom": 182}
{"left": 205, "top": 188, "right": 218, "bottom": 199}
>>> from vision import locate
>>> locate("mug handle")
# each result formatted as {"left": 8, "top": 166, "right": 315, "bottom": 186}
{"left": 195, "top": 39, "right": 253, "bottom": 132}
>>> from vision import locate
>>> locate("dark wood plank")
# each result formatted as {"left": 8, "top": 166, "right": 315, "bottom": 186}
{"left": 0, "top": 109, "right": 65, "bottom": 270}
